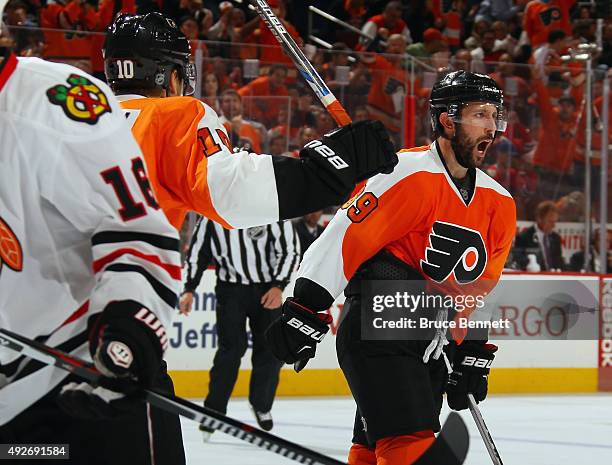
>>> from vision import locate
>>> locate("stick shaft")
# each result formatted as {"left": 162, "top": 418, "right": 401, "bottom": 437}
{"left": 248, "top": 0, "right": 351, "bottom": 126}
{"left": 467, "top": 394, "right": 504, "bottom": 465}
{"left": 0, "top": 328, "right": 345, "bottom": 465}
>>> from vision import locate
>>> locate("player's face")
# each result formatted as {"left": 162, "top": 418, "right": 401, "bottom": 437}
{"left": 450, "top": 103, "right": 497, "bottom": 168}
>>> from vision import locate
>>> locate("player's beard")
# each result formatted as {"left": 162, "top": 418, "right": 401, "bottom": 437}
{"left": 450, "top": 124, "right": 492, "bottom": 169}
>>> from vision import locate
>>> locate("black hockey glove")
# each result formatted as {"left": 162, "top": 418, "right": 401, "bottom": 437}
{"left": 446, "top": 341, "right": 497, "bottom": 411}
{"left": 57, "top": 300, "right": 166, "bottom": 419}
{"left": 299, "top": 120, "right": 398, "bottom": 188}
{"left": 265, "top": 298, "right": 332, "bottom": 372}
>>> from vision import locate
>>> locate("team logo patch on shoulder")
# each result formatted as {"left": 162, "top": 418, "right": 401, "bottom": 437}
{"left": 46, "top": 74, "right": 111, "bottom": 124}
{"left": 0, "top": 217, "right": 23, "bottom": 275}
{"left": 421, "top": 221, "right": 487, "bottom": 284}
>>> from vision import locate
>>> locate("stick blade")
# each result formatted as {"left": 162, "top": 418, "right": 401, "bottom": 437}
{"left": 414, "top": 412, "right": 469, "bottom": 465}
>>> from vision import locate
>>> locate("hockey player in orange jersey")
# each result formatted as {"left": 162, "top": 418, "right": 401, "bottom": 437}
{"left": 266, "top": 71, "right": 516, "bottom": 465}
{"left": 103, "top": 13, "right": 398, "bottom": 231}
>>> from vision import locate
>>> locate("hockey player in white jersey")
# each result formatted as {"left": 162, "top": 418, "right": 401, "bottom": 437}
{"left": 0, "top": 3, "right": 183, "bottom": 462}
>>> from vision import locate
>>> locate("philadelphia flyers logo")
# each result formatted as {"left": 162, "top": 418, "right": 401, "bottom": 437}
{"left": 421, "top": 221, "right": 487, "bottom": 284}
{"left": 539, "top": 7, "right": 561, "bottom": 26}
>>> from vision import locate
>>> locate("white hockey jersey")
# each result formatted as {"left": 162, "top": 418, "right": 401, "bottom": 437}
{"left": 0, "top": 54, "right": 181, "bottom": 424}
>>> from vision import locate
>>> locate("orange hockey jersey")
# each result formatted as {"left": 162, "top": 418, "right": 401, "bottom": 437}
{"left": 119, "top": 95, "right": 279, "bottom": 229}
{"left": 118, "top": 95, "right": 356, "bottom": 231}
{"left": 296, "top": 143, "right": 516, "bottom": 334}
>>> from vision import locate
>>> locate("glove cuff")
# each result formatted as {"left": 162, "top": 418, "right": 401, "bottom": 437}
{"left": 454, "top": 341, "right": 497, "bottom": 374}
{"left": 285, "top": 299, "right": 333, "bottom": 325}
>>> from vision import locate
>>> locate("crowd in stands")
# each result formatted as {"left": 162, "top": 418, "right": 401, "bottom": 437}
{"left": 1, "top": 0, "right": 611, "bottom": 271}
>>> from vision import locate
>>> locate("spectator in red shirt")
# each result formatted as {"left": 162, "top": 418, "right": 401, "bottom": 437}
{"left": 530, "top": 66, "right": 578, "bottom": 199}
{"left": 238, "top": 64, "right": 289, "bottom": 127}
{"left": 359, "top": 1, "right": 412, "bottom": 49}
{"left": 239, "top": 0, "right": 302, "bottom": 67}
{"left": 523, "top": 0, "right": 575, "bottom": 48}
{"left": 359, "top": 33, "right": 412, "bottom": 143}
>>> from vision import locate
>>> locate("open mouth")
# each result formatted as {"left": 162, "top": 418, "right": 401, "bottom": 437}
{"left": 476, "top": 139, "right": 493, "bottom": 155}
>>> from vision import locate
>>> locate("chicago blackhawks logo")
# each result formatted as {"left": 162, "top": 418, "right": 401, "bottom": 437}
{"left": 0, "top": 217, "right": 23, "bottom": 276}
{"left": 46, "top": 74, "right": 111, "bottom": 124}
{"left": 421, "top": 221, "right": 487, "bottom": 284}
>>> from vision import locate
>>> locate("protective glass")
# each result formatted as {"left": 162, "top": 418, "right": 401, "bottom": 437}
{"left": 447, "top": 102, "right": 507, "bottom": 132}
{"left": 182, "top": 62, "right": 197, "bottom": 96}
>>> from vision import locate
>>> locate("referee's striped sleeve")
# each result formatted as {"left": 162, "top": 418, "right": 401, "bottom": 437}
{"left": 184, "top": 217, "right": 214, "bottom": 292}
{"left": 271, "top": 220, "right": 300, "bottom": 286}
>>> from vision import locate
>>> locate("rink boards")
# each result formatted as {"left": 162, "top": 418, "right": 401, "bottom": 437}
{"left": 166, "top": 271, "right": 612, "bottom": 397}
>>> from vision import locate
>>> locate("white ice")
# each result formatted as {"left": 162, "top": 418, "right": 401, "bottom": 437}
{"left": 183, "top": 395, "right": 612, "bottom": 465}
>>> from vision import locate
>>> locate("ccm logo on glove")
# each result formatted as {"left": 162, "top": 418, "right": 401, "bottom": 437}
{"left": 304, "top": 140, "right": 349, "bottom": 170}
{"left": 286, "top": 317, "right": 326, "bottom": 342}
{"left": 461, "top": 356, "right": 493, "bottom": 369}
{"left": 106, "top": 341, "right": 134, "bottom": 369}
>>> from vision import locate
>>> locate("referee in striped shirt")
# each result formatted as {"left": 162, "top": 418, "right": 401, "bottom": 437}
{"left": 180, "top": 217, "right": 300, "bottom": 435}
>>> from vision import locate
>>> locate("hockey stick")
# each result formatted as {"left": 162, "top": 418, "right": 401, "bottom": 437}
{"left": 0, "top": 327, "right": 470, "bottom": 465}
{"left": 0, "top": 328, "right": 345, "bottom": 465}
{"left": 467, "top": 393, "right": 504, "bottom": 465}
{"left": 247, "top": 0, "right": 352, "bottom": 127}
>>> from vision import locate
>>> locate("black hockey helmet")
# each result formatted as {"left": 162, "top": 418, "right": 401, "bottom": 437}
{"left": 429, "top": 70, "right": 506, "bottom": 136}
{"left": 103, "top": 12, "right": 196, "bottom": 96}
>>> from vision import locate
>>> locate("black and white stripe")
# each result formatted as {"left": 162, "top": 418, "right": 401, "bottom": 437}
{"left": 184, "top": 219, "right": 300, "bottom": 290}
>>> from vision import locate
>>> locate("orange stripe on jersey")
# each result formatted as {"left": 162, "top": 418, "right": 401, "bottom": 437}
{"left": 398, "top": 146, "right": 430, "bottom": 154}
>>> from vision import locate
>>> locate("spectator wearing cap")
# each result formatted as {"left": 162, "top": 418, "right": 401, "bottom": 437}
{"left": 358, "top": 1, "right": 412, "bottom": 49}
{"left": 207, "top": 1, "right": 233, "bottom": 41}
{"left": 406, "top": 27, "right": 447, "bottom": 58}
